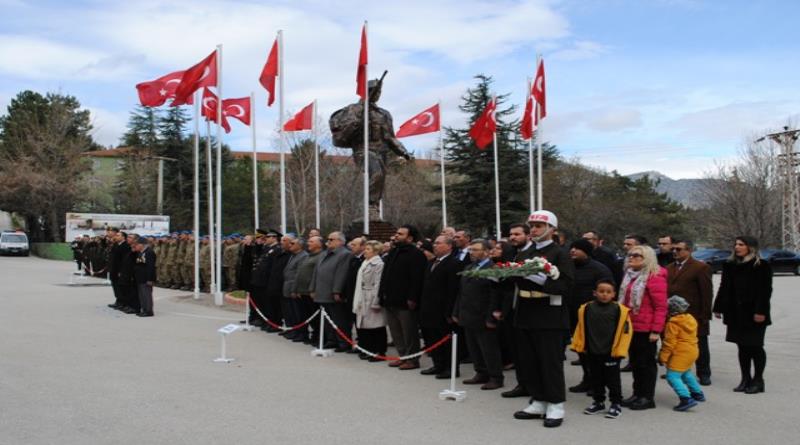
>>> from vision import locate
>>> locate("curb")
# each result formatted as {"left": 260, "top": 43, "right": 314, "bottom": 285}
{"left": 224, "top": 292, "right": 246, "bottom": 306}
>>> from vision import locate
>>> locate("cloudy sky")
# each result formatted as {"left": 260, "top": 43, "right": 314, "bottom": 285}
{"left": 1, "top": 0, "right": 798, "bottom": 178}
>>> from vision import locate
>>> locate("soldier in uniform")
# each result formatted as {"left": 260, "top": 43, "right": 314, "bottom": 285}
{"left": 249, "top": 229, "right": 282, "bottom": 329}
{"left": 199, "top": 236, "right": 212, "bottom": 292}
{"left": 182, "top": 233, "right": 195, "bottom": 291}
{"left": 166, "top": 234, "right": 180, "bottom": 289}
{"left": 237, "top": 235, "right": 256, "bottom": 295}
{"left": 510, "top": 211, "right": 575, "bottom": 428}
{"left": 222, "top": 237, "right": 233, "bottom": 291}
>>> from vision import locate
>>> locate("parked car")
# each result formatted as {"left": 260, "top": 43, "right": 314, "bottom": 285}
{"left": 693, "top": 249, "right": 731, "bottom": 274}
{"left": 0, "top": 230, "right": 30, "bottom": 256}
{"left": 759, "top": 249, "right": 800, "bottom": 275}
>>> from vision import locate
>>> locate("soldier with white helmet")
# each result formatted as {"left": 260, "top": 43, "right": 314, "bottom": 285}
{"left": 511, "top": 210, "right": 575, "bottom": 428}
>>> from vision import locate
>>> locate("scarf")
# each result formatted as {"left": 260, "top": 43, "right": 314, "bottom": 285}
{"left": 620, "top": 268, "right": 647, "bottom": 315}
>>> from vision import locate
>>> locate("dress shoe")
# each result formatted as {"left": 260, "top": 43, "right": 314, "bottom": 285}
{"left": 620, "top": 362, "right": 633, "bottom": 372}
{"left": 733, "top": 379, "right": 751, "bottom": 392}
{"left": 568, "top": 381, "right": 591, "bottom": 393}
{"left": 322, "top": 342, "right": 338, "bottom": 349}
{"left": 620, "top": 395, "right": 639, "bottom": 407}
{"left": 744, "top": 379, "right": 765, "bottom": 394}
{"left": 107, "top": 303, "right": 120, "bottom": 309}
{"left": 122, "top": 307, "right": 138, "bottom": 314}
{"left": 628, "top": 398, "right": 655, "bottom": 410}
{"left": 502, "top": 385, "right": 529, "bottom": 398}
{"left": 292, "top": 336, "right": 306, "bottom": 343}
{"left": 543, "top": 418, "right": 563, "bottom": 428}
{"left": 368, "top": 356, "right": 384, "bottom": 362}
{"left": 420, "top": 366, "right": 443, "bottom": 375}
{"left": 435, "top": 370, "right": 457, "bottom": 379}
{"left": 388, "top": 360, "right": 403, "bottom": 368}
{"left": 481, "top": 380, "right": 504, "bottom": 390}
{"left": 699, "top": 376, "right": 712, "bottom": 386}
{"left": 463, "top": 374, "right": 490, "bottom": 385}
{"left": 513, "top": 411, "right": 543, "bottom": 420}
{"left": 136, "top": 312, "right": 154, "bottom": 317}
{"left": 333, "top": 346, "right": 349, "bottom": 353}
{"left": 398, "top": 361, "right": 420, "bottom": 370}
{"left": 358, "top": 353, "right": 370, "bottom": 360}
{"left": 346, "top": 348, "right": 360, "bottom": 354}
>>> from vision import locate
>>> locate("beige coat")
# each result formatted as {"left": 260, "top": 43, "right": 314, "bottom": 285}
{"left": 352, "top": 256, "right": 386, "bottom": 329}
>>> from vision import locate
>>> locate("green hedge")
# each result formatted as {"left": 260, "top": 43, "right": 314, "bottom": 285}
{"left": 31, "top": 243, "right": 73, "bottom": 261}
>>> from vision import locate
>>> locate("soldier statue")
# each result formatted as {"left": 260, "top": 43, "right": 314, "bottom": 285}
{"left": 329, "top": 72, "right": 412, "bottom": 220}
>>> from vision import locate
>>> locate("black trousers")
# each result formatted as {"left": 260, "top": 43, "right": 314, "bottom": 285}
{"left": 265, "top": 293, "right": 283, "bottom": 324}
{"left": 464, "top": 326, "right": 503, "bottom": 380}
{"left": 111, "top": 281, "right": 122, "bottom": 305}
{"left": 356, "top": 327, "right": 387, "bottom": 354}
{"left": 119, "top": 284, "right": 139, "bottom": 311}
{"left": 422, "top": 322, "right": 452, "bottom": 370}
{"left": 515, "top": 328, "right": 566, "bottom": 403}
{"left": 586, "top": 354, "right": 622, "bottom": 404}
{"left": 696, "top": 334, "right": 711, "bottom": 379}
{"left": 249, "top": 286, "right": 268, "bottom": 322}
{"left": 629, "top": 332, "right": 658, "bottom": 399}
{"left": 320, "top": 302, "right": 350, "bottom": 348}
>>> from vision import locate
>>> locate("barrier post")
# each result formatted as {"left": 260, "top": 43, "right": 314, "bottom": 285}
{"left": 438, "top": 333, "right": 466, "bottom": 401}
{"left": 241, "top": 294, "right": 255, "bottom": 332}
{"left": 311, "top": 307, "right": 333, "bottom": 357}
{"left": 214, "top": 324, "right": 240, "bottom": 363}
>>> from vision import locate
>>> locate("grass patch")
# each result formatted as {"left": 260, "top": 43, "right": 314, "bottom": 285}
{"left": 229, "top": 290, "right": 247, "bottom": 299}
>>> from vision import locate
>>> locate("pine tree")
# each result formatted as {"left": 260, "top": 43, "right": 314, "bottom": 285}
{"left": 121, "top": 105, "right": 160, "bottom": 150}
{"left": 444, "top": 75, "right": 530, "bottom": 236}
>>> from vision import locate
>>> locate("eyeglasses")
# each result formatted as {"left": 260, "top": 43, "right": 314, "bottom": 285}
{"left": 672, "top": 247, "right": 685, "bottom": 252}
{"left": 627, "top": 253, "right": 643, "bottom": 259}
{"left": 326, "top": 238, "right": 336, "bottom": 242}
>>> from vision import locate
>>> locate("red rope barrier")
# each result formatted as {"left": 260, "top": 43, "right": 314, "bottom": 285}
{"left": 247, "top": 296, "right": 314, "bottom": 331}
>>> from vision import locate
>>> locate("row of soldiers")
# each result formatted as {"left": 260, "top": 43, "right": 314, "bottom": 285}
{"left": 149, "top": 232, "right": 245, "bottom": 292}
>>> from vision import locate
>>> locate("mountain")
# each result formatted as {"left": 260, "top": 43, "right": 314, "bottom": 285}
{"left": 626, "top": 171, "right": 705, "bottom": 208}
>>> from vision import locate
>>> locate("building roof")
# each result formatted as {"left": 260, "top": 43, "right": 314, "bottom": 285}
{"left": 83, "top": 147, "right": 138, "bottom": 157}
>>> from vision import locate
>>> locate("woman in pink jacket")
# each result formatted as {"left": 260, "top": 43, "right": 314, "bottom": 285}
{"left": 618, "top": 245, "right": 668, "bottom": 411}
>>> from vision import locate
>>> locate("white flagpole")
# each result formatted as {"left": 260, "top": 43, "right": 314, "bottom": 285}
{"left": 206, "top": 120, "right": 216, "bottom": 295}
{"left": 491, "top": 96, "right": 501, "bottom": 241}
{"left": 251, "top": 91, "right": 259, "bottom": 230}
{"left": 363, "top": 21, "right": 370, "bottom": 234}
{"left": 527, "top": 78, "right": 535, "bottom": 215}
{"left": 536, "top": 54, "right": 543, "bottom": 211}
{"left": 438, "top": 101, "right": 447, "bottom": 229}
{"left": 214, "top": 44, "right": 223, "bottom": 306}
{"left": 313, "top": 99, "right": 320, "bottom": 229}
{"left": 278, "top": 30, "right": 287, "bottom": 235}
{"left": 193, "top": 90, "right": 200, "bottom": 300}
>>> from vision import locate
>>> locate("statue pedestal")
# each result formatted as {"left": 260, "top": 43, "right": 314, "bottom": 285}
{"left": 347, "top": 220, "right": 397, "bottom": 242}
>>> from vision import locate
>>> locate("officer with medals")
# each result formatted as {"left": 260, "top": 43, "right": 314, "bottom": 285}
{"left": 511, "top": 210, "right": 574, "bottom": 428}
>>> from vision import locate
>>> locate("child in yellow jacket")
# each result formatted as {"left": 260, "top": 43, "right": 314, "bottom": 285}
{"left": 660, "top": 295, "right": 706, "bottom": 411}
{"left": 571, "top": 279, "right": 633, "bottom": 419}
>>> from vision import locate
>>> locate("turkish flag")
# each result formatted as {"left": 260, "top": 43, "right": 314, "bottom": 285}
{"left": 283, "top": 101, "right": 314, "bottom": 131}
{"left": 135, "top": 70, "right": 185, "bottom": 107}
{"left": 396, "top": 104, "right": 440, "bottom": 138}
{"left": 356, "top": 24, "right": 367, "bottom": 99}
{"left": 469, "top": 98, "right": 496, "bottom": 150}
{"left": 200, "top": 88, "right": 231, "bottom": 133}
{"left": 532, "top": 59, "right": 546, "bottom": 119}
{"left": 223, "top": 97, "right": 251, "bottom": 127}
{"left": 520, "top": 95, "right": 540, "bottom": 140}
{"left": 259, "top": 38, "right": 278, "bottom": 107}
{"left": 172, "top": 50, "right": 218, "bottom": 106}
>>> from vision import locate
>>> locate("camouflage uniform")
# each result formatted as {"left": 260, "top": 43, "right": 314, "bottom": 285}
{"left": 224, "top": 241, "right": 241, "bottom": 291}
{"left": 166, "top": 239, "right": 180, "bottom": 289}
{"left": 181, "top": 237, "right": 195, "bottom": 290}
{"left": 200, "top": 241, "right": 212, "bottom": 292}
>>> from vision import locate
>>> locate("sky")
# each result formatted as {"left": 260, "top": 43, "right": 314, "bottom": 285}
{"left": 1, "top": 0, "right": 799, "bottom": 179}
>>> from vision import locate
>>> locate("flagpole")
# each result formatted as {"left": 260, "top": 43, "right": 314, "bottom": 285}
{"left": 206, "top": 120, "right": 216, "bottom": 296}
{"left": 536, "top": 54, "right": 543, "bottom": 211}
{"left": 251, "top": 91, "right": 259, "bottom": 230}
{"left": 313, "top": 99, "right": 320, "bottom": 229}
{"left": 193, "top": 90, "right": 200, "bottom": 300}
{"left": 363, "top": 20, "right": 370, "bottom": 234}
{"left": 491, "top": 96, "right": 501, "bottom": 241}
{"left": 278, "top": 30, "right": 287, "bottom": 235}
{"left": 527, "top": 78, "right": 535, "bottom": 214}
{"left": 438, "top": 101, "right": 447, "bottom": 229}
{"left": 214, "top": 44, "right": 223, "bottom": 306}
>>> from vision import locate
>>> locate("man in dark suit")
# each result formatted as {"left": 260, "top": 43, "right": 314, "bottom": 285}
{"left": 582, "top": 230, "right": 622, "bottom": 285}
{"left": 666, "top": 239, "right": 713, "bottom": 385}
{"left": 107, "top": 228, "right": 128, "bottom": 310}
{"left": 419, "top": 235, "right": 463, "bottom": 378}
{"left": 311, "top": 231, "right": 354, "bottom": 352}
{"left": 453, "top": 230, "right": 472, "bottom": 265}
{"left": 249, "top": 229, "right": 282, "bottom": 330}
{"left": 117, "top": 233, "right": 140, "bottom": 314}
{"left": 452, "top": 239, "right": 504, "bottom": 390}
{"left": 134, "top": 238, "right": 157, "bottom": 317}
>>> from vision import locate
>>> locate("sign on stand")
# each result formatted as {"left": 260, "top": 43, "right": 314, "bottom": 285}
{"left": 214, "top": 324, "right": 241, "bottom": 363}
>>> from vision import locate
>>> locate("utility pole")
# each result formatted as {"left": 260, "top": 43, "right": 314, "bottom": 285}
{"left": 760, "top": 127, "right": 800, "bottom": 250}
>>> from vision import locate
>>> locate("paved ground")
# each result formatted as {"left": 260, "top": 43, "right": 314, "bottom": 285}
{"left": 1, "top": 256, "right": 799, "bottom": 445}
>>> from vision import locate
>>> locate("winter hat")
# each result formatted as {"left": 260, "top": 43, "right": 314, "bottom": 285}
{"left": 570, "top": 239, "right": 594, "bottom": 257}
{"left": 668, "top": 295, "right": 690, "bottom": 315}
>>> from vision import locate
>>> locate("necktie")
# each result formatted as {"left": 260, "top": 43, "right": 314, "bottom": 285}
{"left": 431, "top": 258, "right": 441, "bottom": 271}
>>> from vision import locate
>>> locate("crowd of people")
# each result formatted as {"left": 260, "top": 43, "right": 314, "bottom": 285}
{"left": 83, "top": 210, "right": 774, "bottom": 427}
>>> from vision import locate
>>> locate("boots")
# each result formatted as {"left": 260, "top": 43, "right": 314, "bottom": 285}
{"left": 673, "top": 397, "right": 698, "bottom": 412}
{"left": 745, "top": 378, "right": 765, "bottom": 394}
{"left": 733, "top": 378, "right": 751, "bottom": 392}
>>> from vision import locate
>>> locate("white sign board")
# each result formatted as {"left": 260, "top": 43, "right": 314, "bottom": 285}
{"left": 218, "top": 324, "right": 240, "bottom": 335}
{"left": 66, "top": 212, "right": 170, "bottom": 240}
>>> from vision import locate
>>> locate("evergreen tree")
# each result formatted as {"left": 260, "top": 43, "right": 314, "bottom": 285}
{"left": 121, "top": 105, "right": 160, "bottom": 150}
{"left": 444, "top": 75, "right": 531, "bottom": 236}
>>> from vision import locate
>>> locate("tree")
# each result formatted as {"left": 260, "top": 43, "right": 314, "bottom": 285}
{"left": 444, "top": 75, "right": 539, "bottom": 236}
{"left": 121, "top": 105, "right": 160, "bottom": 150}
{"left": 0, "top": 91, "right": 98, "bottom": 241}
{"left": 113, "top": 151, "right": 158, "bottom": 215}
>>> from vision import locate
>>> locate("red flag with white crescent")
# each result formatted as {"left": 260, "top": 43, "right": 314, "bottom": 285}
{"left": 283, "top": 102, "right": 314, "bottom": 131}
{"left": 468, "top": 98, "right": 497, "bottom": 150}
{"left": 135, "top": 70, "right": 185, "bottom": 107}
{"left": 396, "top": 104, "right": 440, "bottom": 138}
{"left": 200, "top": 88, "right": 231, "bottom": 133}
{"left": 259, "top": 38, "right": 278, "bottom": 107}
{"left": 532, "top": 58, "right": 546, "bottom": 118}
{"left": 172, "top": 50, "right": 218, "bottom": 106}
{"left": 222, "top": 97, "right": 251, "bottom": 126}
{"left": 356, "top": 24, "right": 367, "bottom": 99}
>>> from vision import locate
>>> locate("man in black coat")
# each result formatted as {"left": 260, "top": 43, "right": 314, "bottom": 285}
{"left": 378, "top": 225, "right": 427, "bottom": 370}
{"left": 566, "top": 238, "right": 613, "bottom": 393}
{"left": 419, "top": 235, "right": 463, "bottom": 378}
{"left": 511, "top": 211, "right": 574, "bottom": 428}
{"left": 117, "top": 233, "right": 140, "bottom": 314}
{"left": 134, "top": 238, "right": 157, "bottom": 317}
{"left": 267, "top": 235, "right": 293, "bottom": 334}
{"left": 107, "top": 229, "right": 128, "bottom": 310}
{"left": 582, "top": 230, "right": 622, "bottom": 285}
{"left": 249, "top": 229, "right": 282, "bottom": 329}
{"left": 453, "top": 230, "right": 472, "bottom": 265}
{"left": 237, "top": 235, "right": 255, "bottom": 294}
{"left": 452, "top": 239, "right": 504, "bottom": 390}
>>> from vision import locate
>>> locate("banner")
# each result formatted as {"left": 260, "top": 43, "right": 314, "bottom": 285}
{"left": 65, "top": 212, "right": 170, "bottom": 240}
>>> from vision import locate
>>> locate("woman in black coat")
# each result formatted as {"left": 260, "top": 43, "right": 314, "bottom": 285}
{"left": 713, "top": 236, "right": 772, "bottom": 394}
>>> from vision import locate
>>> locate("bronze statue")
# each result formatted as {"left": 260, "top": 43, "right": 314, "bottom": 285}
{"left": 329, "top": 72, "right": 412, "bottom": 220}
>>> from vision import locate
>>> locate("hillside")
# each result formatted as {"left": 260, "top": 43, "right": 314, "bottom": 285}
{"left": 627, "top": 171, "right": 705, "bottom": 208}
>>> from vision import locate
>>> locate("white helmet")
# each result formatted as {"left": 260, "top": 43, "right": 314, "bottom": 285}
{"left": 528, "top": 210, "right": 558, "bottom": 229}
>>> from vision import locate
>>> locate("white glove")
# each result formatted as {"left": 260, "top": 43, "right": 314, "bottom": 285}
{"left": 525, "top": 273, "right": 547, "bottom": 285}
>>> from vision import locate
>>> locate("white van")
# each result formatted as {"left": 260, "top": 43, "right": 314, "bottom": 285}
{"left": 0, "top": 231, "right": 29, "bottom": 256}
